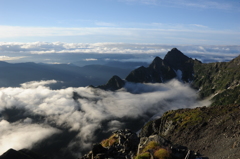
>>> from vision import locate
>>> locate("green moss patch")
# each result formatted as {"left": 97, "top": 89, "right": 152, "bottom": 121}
{"left": 100, "top": 134, "right": 119, "bottom": 148}
{"left": 135, "top": 152, "right": 151, "bottom": 159}
{"left": 142, "top": 141, "right": 160, "bottom": 153}
{"left": 154, "top": 148, "right": 171, "bottom": 159}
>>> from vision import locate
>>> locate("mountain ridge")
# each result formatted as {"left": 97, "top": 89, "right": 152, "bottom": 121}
{"left": 80, "top": 49, "right": 240, "bottom": 159}
{"left": 98, "top": 48, "right": 240, "bottom": 106}
{"left": 0, "top": 62, "right": 131, "bottom": 89}
{"left": 97, "top": 48, "right": 198, "bottom": 91}
{"left": 125, "top": 48, "right": 200, "bottom": 84}
{"left": 1, "top": 48, "right": 240, "bottom": 159}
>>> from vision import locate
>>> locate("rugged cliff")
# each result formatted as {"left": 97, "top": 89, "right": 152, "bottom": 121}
{"left": 192, "top": 55, "right": 240, "bottom": 106}
{"left": 125, "top": 48, "right": 200, "bottom": 84}
{"left": 139, "top": 104, "right": 240, "bottom": 159}
{"left": 82, "top": 104, "right": 240, "bottom": 159}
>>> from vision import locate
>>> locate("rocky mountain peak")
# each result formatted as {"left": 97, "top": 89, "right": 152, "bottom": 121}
{"left": 163, "top": 48, "right": 196, "bottom": 82}
{"left": 97, "top": 75, "right": 125, "bottom": 91}
{"left": 152, "top": 56, "right": 163, "bottom": 63}
{"left": 149, "top": 56, "right": 164, "bottom": 69}
{"left": 101, "top": 48, "right": 196, "bottom": 89}
{"left": 164, "top": 48, "right": 190, "bottom": 68}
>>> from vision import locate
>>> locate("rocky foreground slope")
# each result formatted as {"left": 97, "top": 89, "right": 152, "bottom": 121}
{"left": 80, "top": 104, "right": 240, "bottom": 159}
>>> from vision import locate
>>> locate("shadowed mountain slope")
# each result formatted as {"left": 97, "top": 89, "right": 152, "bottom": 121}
{"left": 164, "top": 48, "right": 201, "bottom": 82}
{"left": 126, "top": 56, "right": 176, "bottom": 83}
{"left": 125, "top": 48, "right": 201, "bottom": 84}
{"left": 192, "top": 54, "right": 240, "bottom": 105}
{"left": 0, "top": 62, "right": 130, "bottom": 89}
{"left": 96, "top": 75, "right": 125, "bottom": 91}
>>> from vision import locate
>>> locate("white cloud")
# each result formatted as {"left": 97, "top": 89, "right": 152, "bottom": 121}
{"left": 0, "top": 25, "right": 239, "bottom": 45}
{"left": 0, "top": 79, "right": 210, "bottom": 156}
{"left": 84, "top": 58, "right": 98, "bottom": 61}
{"left": 95, "top": 22, "right": 117, "bottom": 27}
{"left": 0, "top": 26, "right": 135, "bottom": 38}
{"left": 0, "top": 120, "right": 60, "bottom": 155}
{"left": 0, "top": 42, "right": 239, "bottom": 63}
{"left": 20, "top": 80, "right": 59, "bottom": 89}
{"left": 0, "top": 56, "right": 26, "bottom": 61}
{"left": 191, "top": 24, "right": 208, "bottom": 28}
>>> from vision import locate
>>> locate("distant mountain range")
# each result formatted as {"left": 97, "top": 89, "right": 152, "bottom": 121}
{"left": 0, "top": 61, "right": 136, "bottom": 89}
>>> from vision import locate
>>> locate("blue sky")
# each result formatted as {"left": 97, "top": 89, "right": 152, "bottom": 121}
{"left": 0, "top": 0, "right": 240, "bottom": 44}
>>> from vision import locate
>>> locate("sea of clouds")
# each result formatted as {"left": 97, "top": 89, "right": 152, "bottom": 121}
{"left": 0, "top": 42, "right": 239, "bottom": 64}
{"left": 0, "top": 79, "right": 210, "bottom": 158}
{"left": 0, "top": 42, "right": 237, "bottom": 158}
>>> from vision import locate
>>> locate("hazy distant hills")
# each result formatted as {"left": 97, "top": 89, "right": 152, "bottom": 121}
{"left": 0, "top": 61, "right": 134, "bottom": 89}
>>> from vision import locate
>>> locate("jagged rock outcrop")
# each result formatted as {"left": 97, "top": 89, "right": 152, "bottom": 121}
{"left": 126, "top": 48, "right": 201, "bottom": 84}
{"left": 96, "top": 48, "right": 240, "bottom": 106}
{"left": 81, "top": 130, "right": 204, "bottom": 159}
{"left": 95, "top": 75, "right": 125, "bottom": 91}
{"left": 126, "top": 57, "right": 176, "bottom": 83}
{"left": 139, "top": 104, "right": 240, "bottom": 159}
{"left": 164, "top": 48, "right": 201, "bottom": 82}
{"left": 136, "top": 134, "right": 203, "bottom": 159}
{"left": 81, "top": 129, "right": 139, "bottom": 159}
{"left": 98, "top": 48, "right": 203, "bottom": 91}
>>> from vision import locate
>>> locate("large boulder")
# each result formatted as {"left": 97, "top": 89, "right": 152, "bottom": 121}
{"left": 81, "top": 129, "right": 139, "bottom": 159}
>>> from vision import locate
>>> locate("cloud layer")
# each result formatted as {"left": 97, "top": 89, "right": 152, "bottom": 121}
{"left": 0, "top": 80, "right": 210, "bottom": 158}
{"left": 0, "top": 120, "right": 60, "bottom": 155}
{"left": 0, "top": 42, "right": 239, "bottom": 63}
